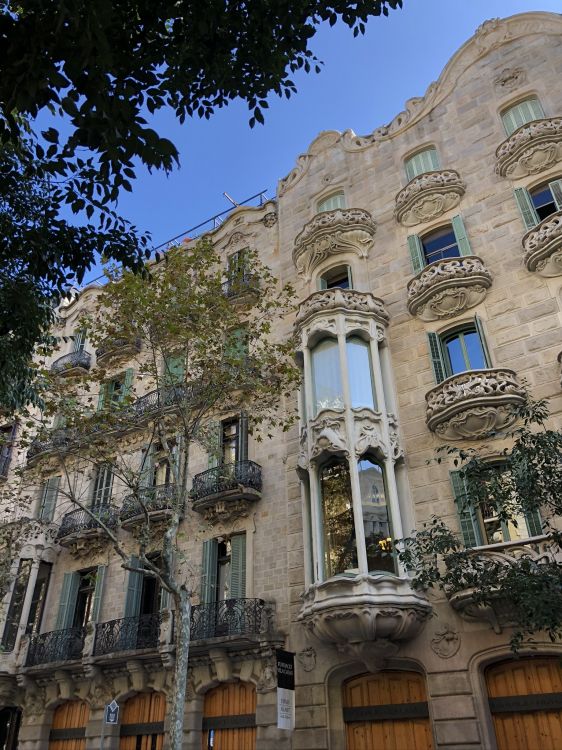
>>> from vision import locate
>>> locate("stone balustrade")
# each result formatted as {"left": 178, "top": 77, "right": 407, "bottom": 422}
{"left": 522, "top": 209, "right": 562, "bottom": 277}
{"left": 295, "top": 288, "right": 388, "bottom": 335}
{"left": 495, "top": 117, "right": 562, "bottom": 178}
{"left": 394, "top": 169, "right": 466, "bottom": 227}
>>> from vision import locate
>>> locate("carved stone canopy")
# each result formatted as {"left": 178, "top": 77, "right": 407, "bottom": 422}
{"left": 292, "top": 208, "right": 376, "bottom": 280}
{"left": 523, "top": 209, "right": 562, "bottom": 277}
{"left": 425, "top": 368, "right": 526, "bottom": 441}
{"left": 394, "top": 170, "right": 466, "bottom": 228}
{"left": 495, "top": 117, "right": 562, "bottom": 178}
{"left": 407, "top": 256, "right": 492, "bottom": 321}
{"left": 295, "top": 288, "right": 388, "bottom": 338}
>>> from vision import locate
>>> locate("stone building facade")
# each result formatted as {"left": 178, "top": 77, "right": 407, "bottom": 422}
{"left": 2, "top": 10, "right": 562, "bottom": 750}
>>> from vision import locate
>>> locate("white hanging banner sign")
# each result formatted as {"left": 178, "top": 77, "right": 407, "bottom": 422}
{"left": 276, "top": 649, "right": 295, "bottom": 731}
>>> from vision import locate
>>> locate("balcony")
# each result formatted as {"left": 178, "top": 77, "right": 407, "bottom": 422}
{"left": 222, "top": 274, "right": 259, "bottom": 300}
{"left": 57, "top": 505, "right": 117, "bottom": 554}
{"left": 27, "top": 428, "right": 73, "bottom": 464}
{"left": 51, "top": 350, "right": 92, "bottom": 376}
{"left": 191, "top": 598, "right": 271, "bottom": 645}
{"left": 425, "top": 369, "right": 526, "bottom": 441}
{"left": 495, "top": 117, "right": 562, "bottom": 178}
{"left": 96, "top": 336, "right": 141, "bottom": 366}
{"left": 293, "top": 208, "right": 377, "bottom": 280}
{"left": 295, "top": 288, "right": 388, "bottom": 338}
{"left": 26, "top": 627, "right": 85, "bottom": 667}
{"left": 407, "top": 256, "right": 492, "bottom": 321}
{"left": 522, "top": 209, "right": 562, "bottom": 277}
{"left": 93, "top": 613, "right": 162, "bottom": 656}
{"left": 299, "top": 575, "right": 431, "bottom": 672}
{"left": 120, "top": 484, "right": 179, "bottom": 528}
{"left": 447, "top": 536, "right": 558, "bottom": 632}
{"left": 191, "top": 460, "right": 262, "bottom": 523}
{"left": 394, "top": 169, "right": 466, "bottom": 227}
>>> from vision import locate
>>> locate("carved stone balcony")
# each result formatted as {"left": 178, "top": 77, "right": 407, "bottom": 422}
{"left": 95, "top": 336, "right": 141, "bottom": 366}
{"left": 191, "top": 460, "right": 262, "bottom": 523}
{"left": 57, "top": 505, "right": 117, "bottom": 557}
{"left": 495, "top": 117, "right": 562, "bottom": 178}
{"left": 295, "top": 288, "right": 388, "bottom": 340}
{"left": 448, "top": 537, "right": 558, "bottom": 633}
{"left": 120, "top": 484, "right": 179, "bottom": 529}
{"left": 407, "top": 256, "right": 492, "bottom": 321}
{"left": 293, "top": 208, "right": 376, "bottom": 280}
{"left": 425, "top": 369, "right": 526, "bottom": 441}
{"left": 299, "top": 575, "right": 431, "bottom": 672}
{"left": 51, "top": 350, "right": 92, "bottom": 377}
{"left": 522, "top": 209, "right": 562, "bottom": 277}
{"left": 394, "top": 169, "right": 466, "bottom": 227}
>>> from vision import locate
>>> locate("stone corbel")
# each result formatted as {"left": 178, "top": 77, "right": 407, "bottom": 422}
{"left": 54, "top": 670, "right": 76, "bottom": 701}
{"left": 209, "top": 648, "right": 233, "bottom": 682}
{"left": 127, "top": 660, "right": 148, "bottom": 692}
{"left": 337, "top": 639, "right": 399, "bottom": 673}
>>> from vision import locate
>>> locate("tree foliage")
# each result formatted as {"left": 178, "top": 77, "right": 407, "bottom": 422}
{"left": 397, "top": 396, "right": 562, "bottom": 650}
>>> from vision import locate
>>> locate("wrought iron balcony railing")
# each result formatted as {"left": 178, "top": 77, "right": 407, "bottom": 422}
{"left": 26, "top": 627, "right": 86, "bottom": 666}
{"left": 222, "top": 274, "right": 259, "bottom": 299}
{"left": 95, "top": 336, "right": 141, "bottom": 362}
{"left": 93, "top": 613, "right": 162, "bottom": 656}
{"left": 191, "top": 598, "right": 269, "bottom": 641}
{"left": 57, "top": 504, "right": 117, "bottom": 541}
{"left": 27, "top": 428, "right": 73, "bottom": 461}
{"left": 120, "top": 483, "right": 178, "bottom": 523}
{"left": 51, "top": 350, "right": 92, "bottom": 375}
{"left": 191, "top": 460, "right": 262, "bottom": 503}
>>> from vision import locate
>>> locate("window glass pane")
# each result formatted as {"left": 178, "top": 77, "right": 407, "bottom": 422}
{"left": 322, "top": 265, "right": 351, "bottom": 290}
{"left": 317, "top": 191, "right": 345, "bottom": 213}
{"left": 445, "top": 336, "right": 466, "bottom": 374}
{"left": 312, "top": 339, "right": 344, "bottom": 412}
{"left": 346, "top": 337, "right": 376, "bottom": 410}
{"left": 444, "top": 329, "right": 486, "bottom": 374}
{"left": 358, "top": 459, "right": 395, "bottom": 573}
{"left": 320, "top": 461, "right": 358, "bottom": 577}
{"left": 531, "top": 184, "right": 557, "bottom": 221}
{"left": 405, "top": 147, "right": 439, "bottom": 180}
{"left": 463, "top": 331, "right": 486, "bottom": 369}
{"left": 421, "top": 227, "right": 459, "bottom": 264}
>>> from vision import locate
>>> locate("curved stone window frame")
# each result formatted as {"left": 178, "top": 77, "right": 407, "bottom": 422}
{"left": 403, "top": 146, "right": 441, "bottom": 182}
{"left": 500, "top": 95, "right": 545, "bottom": 137}
{"left": 316, "top": 189, "right": 346, "bottom": 214}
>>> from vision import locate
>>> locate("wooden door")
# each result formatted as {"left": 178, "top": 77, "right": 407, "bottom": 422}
{"left": 119, "top": 692, "right": 165, "bottom": 750}
{"left": 48, "top": 701, "right": 89, "bottom": 750}
{"left": 202, "top": 682, "right": 256, "bottom": 750}
{"left": 343, "top": 671, "right": 433, "bottom": 750}
{"left": 486, "top": 658, "right": 562, "bottom": 750}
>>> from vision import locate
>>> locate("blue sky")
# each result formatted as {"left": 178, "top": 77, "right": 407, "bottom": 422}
{"left": 84, "top": 0, "right": 561, "bottom": 283}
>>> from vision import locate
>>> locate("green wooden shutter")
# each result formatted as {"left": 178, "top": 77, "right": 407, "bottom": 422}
{"left": 407, "top": 234, "right": 426, "bottom": 274}
{"left": 91, "top": 565, "right": 106, "bottom": 623}
{"left": 97, "top": 382, "right": 108, "bottom": 411}
{"left": 405, "top": 148, "right": 440, "bottom": 181}
{"left": 513, "top": 188, "right": 539, "bottom": 230}
{"left": 163, "top": 353, "right": 185, "bottom": 385}
{"left": 524, "top": 508, "right": 543, "bottom": 538}
{"left": 121, "top": 368, "right": 134, "bottom": 401}
{"left": 474, "top": 315, "right": 492, "bottom": 368}
{"left": 207, "top": 421, "right": 221, "bottom": 468}
{"left": 55, "top": 572, "right": 80, "bottom": 630}
{"left": 317, "top": 191, "right": 345, "bottom": 212}
{"left": 502, "top": 99, "right": 544, "bottom": 136}
{"left": 450, "top": 471, "right": 482, "bottom": 547}
{"left": 124, "top": 557, "right": 143, "bottom": 618}
{"left": 427, "top": 333, "right": 447, "bottom": 384}
{"left": 39, "top": 476, "right": 60, "bottom": 522}
{"left": 140, "top": 445, "right": 155, "bottom": 488}
{"left": 200, "top": 540, "right": 218, "bottom": 603}
{"left": 451, "top": 215, "right": 472, "bottom": 256}
{"left": 549, "top": 179, "right": 562, "bottom": 211}
{"left": 238, "top": 413, "right": 249, "bottom": 462}
{"left": 229, "top": 534, "right": 247, "bottom": 600}
{"left": 72, "top": 330, "right": 86, "bottom": 352}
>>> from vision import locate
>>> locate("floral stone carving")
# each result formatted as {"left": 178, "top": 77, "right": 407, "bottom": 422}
{"left": 407, "top": 256, "right": 492, "bottom": 321}
{"left": 523, "top": 209, "right": 562, "bottom": 277}
{"left": 299, "top": 575, "right": 431, "bottom": 672}
{"left": 292, "top": 208, "right": 376, "bottom": 280}
{"left": 425, "top": 369, "right": 526, "bottom": 441}
{"left": 295, "top": 288, "right": 388, "bottom": 337}
{"left": 394, "top": 170, "right": 466, "bottom": 227}
{"left": 495, "top": 118, "right": 562, "bottom": 178}
{"left": 308, "top": 411, "right": 348, "bottom": 463}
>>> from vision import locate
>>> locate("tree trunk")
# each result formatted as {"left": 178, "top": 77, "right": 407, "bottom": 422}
{"left": 168, "top": 588, "right": 191, "bottom": 750}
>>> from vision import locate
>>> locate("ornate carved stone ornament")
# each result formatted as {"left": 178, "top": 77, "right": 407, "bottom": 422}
{"left": 202, "top": 499, "right": 254, "bottom": 525}
{"left": 298, "top": 574, "right": 431, "bottom": 673}
{"left": 309, "top": 412, "right": 348, "bottom": 463}
{"left": 430, "top": 623, "right": 460, "bottom": 659}
{"left": 523, "top": 210, "right": 562, "bottom": 277}
{"left": 295, "top": 288, "right": 388, "bottom": 338}
{"left": 496, "top": 118, "right": 562, "bottom": 178}
{"left": 394, "top": 170, "right": 466, "bottom": 227}
{"left": 256, "top": 659, "right": 277, "bottom": 693}
{"left": 292, "top": 208, "right": 376, "bottom": 280}
{"left": 407, "top": 256, "right": 493, "bottom": 321}
{"left": 262, "top": 211, "right": 278, "bottom": 228}
{"left": 66, "top": 533, "right": 110, "bottom": 560}
{"left": 425, "top": 369, "right": 526, "bottom": 441}
{"left": 222, "top": 231, "right": 254, "bottom": 251}
{"left": 474, "top": 17, "right": 512, "bottom": 53}
{"left": 494, "top": 67, "right": 527, "bottom": 92}
{"left": 297, "top": 647, "right": 316, "bottom": 672}
{"left": 297, "top": 426, "right": 309, "bottom": 473}
{"left": 353, "top": 411, "right": 387, "bottom": 459}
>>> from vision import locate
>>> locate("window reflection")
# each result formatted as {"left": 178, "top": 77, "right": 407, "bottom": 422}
{"left": 346, "top": 337, "right": 376, "bottom": 410}
{"left": 320, "top": 460, "right": 358, "bottom": 577}
{"left": 311, "top": 339, "right": 344, "bottom": 412}
{"left": 358, "top": 458, "right": 395, "bottom": 574}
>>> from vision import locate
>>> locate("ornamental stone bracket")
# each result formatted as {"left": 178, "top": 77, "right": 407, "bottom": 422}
{"left": 394, "top": 169, "right": 466, "bottom": 227}
{"left": 298, "top": 574, "right": 431, "bottom": 672}
{"left": 407, "top": 256, "right": 492, "bottom": 321}
{"left": 523, "top": 209, "right": 562, "bottom": 277}
{"left": 495, "top": 117, "right": 562, "bottom": 178}
{"left": 308, "top": 410, "right": 349, "bottom": 464}
{"left": 425, "top": 368, "right": 526, "bottom": 441}
{"left": 292, "top": 208, "right": 376, "bottom": 280}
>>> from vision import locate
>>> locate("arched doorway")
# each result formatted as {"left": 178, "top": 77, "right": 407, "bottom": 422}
{"left": 0, "top": 707, "right": 21, "bottom": 750}
{"left": 119, "top": 692, "right": 165, "bottom": 750}
{"left": 343, "top": 671, "right": 433, "bottom": 750}
{"left": 48, "top": 701, "right": 90, "bottom": 750}
{"left": 486, "top": 657, "right": 562, "bottom": 750}
{"left": 202, "top": 682, "right": 256, "bottom": 749}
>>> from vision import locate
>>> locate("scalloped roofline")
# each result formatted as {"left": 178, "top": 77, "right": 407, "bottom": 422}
{"left": 278, "top": 11, "right": 562, "bottom": 197}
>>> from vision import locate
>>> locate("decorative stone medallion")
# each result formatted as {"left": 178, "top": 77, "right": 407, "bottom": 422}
{"left": 430, "top": 623, "right": 460, "bottom": 659}
{"left": 394, "top": 170, "right": 466, "bottom": 227}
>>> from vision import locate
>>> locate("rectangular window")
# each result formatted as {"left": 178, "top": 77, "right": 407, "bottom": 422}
{"left": 404, "top": 147, "right": 440, "bottom": 182}
{"left": 1, "top": 560, "right": 32, "bottom": 651}
{"left": 0, "top": 424, "right": 15, "bottom": 479}
{"left": 514, "top": 180, "right": 562, "bottom": 230}
{"left": 200, "top": 534, "right": 246, "bottom": 604}
{"left": 427, "top": 317, "right": 491, "bottom": 383}
{"left": 37, "top": 476, "right": 61, "bottom": 521}
{"left": 97, "top": 368, "right": 134, "bottom": 410}
{"left": 319, "top": 265, "right": 353, "bottom": 290}
{"left": 91, "top": 465, "right": 113, "bottom": 506}
{"left": 317, "top": 191, "right": 346, "bottom": 213}
{"left": 501, "top": 98, "right": 544, "bottom": 137}
{"left": 25, "top": 562, "right": 52, "bottom": 635}
{"left": 72, "top": 329, "right": 86, "bottom": 353}
{"left": 408, "top": 215, "right": 471, "bottom": 273}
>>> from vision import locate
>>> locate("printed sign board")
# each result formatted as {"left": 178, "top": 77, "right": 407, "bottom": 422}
{"left": 276, "top": 649, "right": 295, "bottom": 731}
{"left": 104, "top": 700, "right": 119, "bottom": 725}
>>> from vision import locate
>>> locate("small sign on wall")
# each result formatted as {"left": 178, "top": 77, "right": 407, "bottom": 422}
{"left": 104, "top": 700, "right": 119, "bottom": 725}
{"left": 276, "top": 649, "right": 295, "bottom": 731}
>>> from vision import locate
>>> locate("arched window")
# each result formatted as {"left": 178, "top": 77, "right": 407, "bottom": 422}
{"left": 320, "top": 459, "right": 358, "bottom": 577}
{"left": 317, "top": 191, "right": 346, "bottom": 213}
{"left": 358, "top": 458, "right": 395, "bottom": 573}
{"left": 311, "top": 338, "right": 344, "bottom": 412}
{"left": 501, "top": 97, "right": 544, "bottom": 136}
{"left": 346, "top": 337, "right": 376, "bottom": 410}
